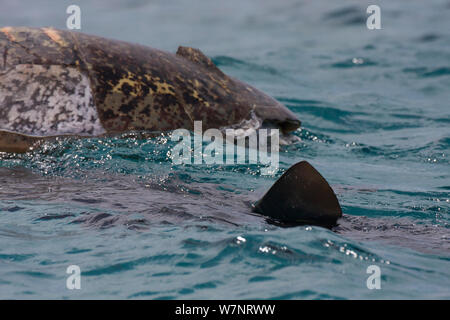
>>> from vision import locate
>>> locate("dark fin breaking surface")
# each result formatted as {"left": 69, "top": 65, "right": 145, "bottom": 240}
{"left": 253, "top": 161, "right": 342, "bottom": 227}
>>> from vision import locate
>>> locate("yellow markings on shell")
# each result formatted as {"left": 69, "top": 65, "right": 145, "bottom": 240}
{"left": 112, "top": 72, "right": 176, "bottom": 97}
{"left": 192, "top": 90, "right": 200, "bottom": 99}
{"left": 144, "top": 74, "right": 176, "bottom": 95}
{"left": 112, "top": 72, "right": 141, "bottom": 97}
{"left": 191, "top": 89, "right": 210, "bottom": 107}
{"left": 186, "top": 78, "right": 210, "bottom": 107}
{"left": 219, "top": 79, "right": 230, "bottom": 92}
{"left": 144, "top": 74, "right": 159, "bottom": 81}
{"left": 42, "top": 27, "right": 68, "bottom": 47}
{"left": 209, "top": 74, "right": 231, "bottom": 94}
{"left": 155, "top": 82, "right": 176, "bottom": 95}
{"left": 1, "top": 27, "right": 15, "bottom": 41}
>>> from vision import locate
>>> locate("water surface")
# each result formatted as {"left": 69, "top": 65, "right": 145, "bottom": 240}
{"left": 0, "top": 0, "right": 449, "bottom": 299}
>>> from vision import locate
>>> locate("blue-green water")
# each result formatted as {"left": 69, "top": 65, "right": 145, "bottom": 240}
{"left": 0, "top": 0, "right": 449, "bottom": 299}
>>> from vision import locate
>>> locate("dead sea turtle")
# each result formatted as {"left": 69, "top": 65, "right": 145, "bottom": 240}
{"left": 0, "top": 26, "right": 300, "bottom": 153}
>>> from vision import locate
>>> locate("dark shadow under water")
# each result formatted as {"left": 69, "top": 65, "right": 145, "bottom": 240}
{"left": 0, "top": 166, "right": 448, "bottom": 256}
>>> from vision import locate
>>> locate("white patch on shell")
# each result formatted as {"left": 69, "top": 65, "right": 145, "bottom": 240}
{"left": 0, "top": 64, "right": 105, "bottom": 137}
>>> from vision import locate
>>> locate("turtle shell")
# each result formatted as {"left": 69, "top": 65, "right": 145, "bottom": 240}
{"left": 0, "top": 27, "right": 300, "bottom": 152}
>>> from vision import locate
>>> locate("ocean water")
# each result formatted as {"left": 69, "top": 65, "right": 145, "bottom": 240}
{"left": 0, "top": 0, "right": 449, "bottom": 299}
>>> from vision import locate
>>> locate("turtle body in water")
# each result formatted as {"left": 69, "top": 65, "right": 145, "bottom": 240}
{"left": 0, "top": 26, "right": 300, "bottom": 153}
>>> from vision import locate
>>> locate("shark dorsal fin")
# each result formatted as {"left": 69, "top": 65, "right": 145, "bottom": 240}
{"left": 176, "top": 46, "right": 223, "bottom": 75}
{"left": 253, "top": 161, "right": 342, "bottom": 227}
